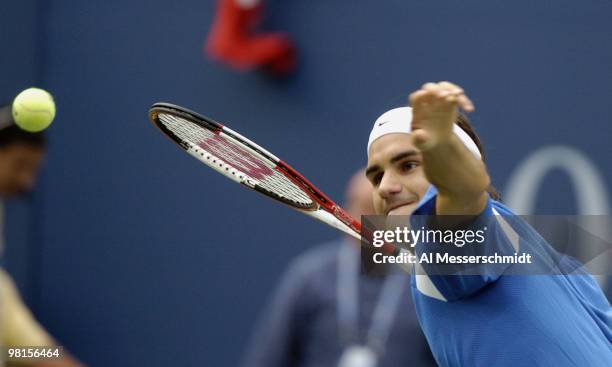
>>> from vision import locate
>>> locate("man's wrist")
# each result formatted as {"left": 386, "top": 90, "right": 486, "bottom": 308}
{"left": 419, "top": 132, "right": 462, "bottom": 156}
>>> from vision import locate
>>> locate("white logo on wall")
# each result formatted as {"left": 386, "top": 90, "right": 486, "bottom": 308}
{"left": 504, "top": 145, "right": 610, "bottom": 288}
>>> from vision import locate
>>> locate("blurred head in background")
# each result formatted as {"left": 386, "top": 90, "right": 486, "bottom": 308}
{"left": 0, "top": 106, "right": 46, "bottom": 197}
{"left": 345, "top": 167, "right": 375, "bottom": 223}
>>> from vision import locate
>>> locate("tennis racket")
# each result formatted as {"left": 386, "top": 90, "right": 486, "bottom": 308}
{"left": 148, "top": 103, "right": 399, "bottom": 256}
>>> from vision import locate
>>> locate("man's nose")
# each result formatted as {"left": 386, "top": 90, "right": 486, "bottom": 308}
{"left": 378, "top": 172, "right": 402, "bottom": 198}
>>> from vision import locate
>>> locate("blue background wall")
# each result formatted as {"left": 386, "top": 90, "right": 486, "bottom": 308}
{"left": 2, "top": 1, "right": 611, "bottom": 365}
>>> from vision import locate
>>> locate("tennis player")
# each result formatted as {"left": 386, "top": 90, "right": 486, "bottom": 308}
{"left": 0, "top": 111, "right": 85, "bottom": 367}
{"left": 365, "top": 81, "right": 612, "bottom": 366}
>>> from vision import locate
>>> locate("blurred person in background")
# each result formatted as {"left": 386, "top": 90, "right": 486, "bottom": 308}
{"left": 242, "top": 168, "right": 436, "bottom": 367}
{"left": 0, "top": 105, "right": 84, "bottom": 367}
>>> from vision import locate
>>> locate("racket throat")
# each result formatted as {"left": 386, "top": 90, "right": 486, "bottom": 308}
{"left": 304, "top": 209, "right": 361, "bottom": 240}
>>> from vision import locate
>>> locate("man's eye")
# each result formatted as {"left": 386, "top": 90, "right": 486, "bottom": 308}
{"left": 401, "top": 161, "right": 418, "bottom": 172}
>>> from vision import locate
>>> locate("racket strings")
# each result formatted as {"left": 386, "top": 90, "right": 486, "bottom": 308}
{"left": 158, "top": 113, "right": 314, "bottom": 208}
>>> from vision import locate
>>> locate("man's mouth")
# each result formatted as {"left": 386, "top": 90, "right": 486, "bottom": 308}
{"left": 386, "top": 201, "right": 416, "bottom": 215}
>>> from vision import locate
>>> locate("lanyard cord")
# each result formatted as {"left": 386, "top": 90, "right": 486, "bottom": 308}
{"left": 337, "top": 243, "right": 406, "bottom": 354}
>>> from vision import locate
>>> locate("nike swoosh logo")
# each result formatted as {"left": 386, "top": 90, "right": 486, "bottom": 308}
{"left": 377, "top": 120, "right": 390, "bottom": 126}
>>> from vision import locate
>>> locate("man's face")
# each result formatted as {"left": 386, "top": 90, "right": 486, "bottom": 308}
{"left": 0, "top": 143, "right": 45, "bottom": 197}
{"left": 366, "top": 133, "right": 429, "bottom": 216}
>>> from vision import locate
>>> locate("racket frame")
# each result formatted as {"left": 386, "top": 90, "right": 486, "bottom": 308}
{"left": 149, "top": 102, "right": 361, "bottom": 239}
{"left": 149, "top": 103, "right": 400, "bottom": 255}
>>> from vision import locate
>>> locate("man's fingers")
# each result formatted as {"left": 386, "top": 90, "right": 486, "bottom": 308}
{"left": 421, "top": 82, "right": 439, "bottom": 91}
{"left": 420, "top": 82, "right": 463, "bottom": 100}
{"left": 409, "top": 89, "right": 433, "bottom": 107}
{"left": 413, "top": 81, "right": 475, "bottom": 112}
{"left": 444, "top": 94, "right": 459, "bottom": 105}
{"left": 436, "top": 81, "right": 474, "bottom": 112}
{"left": 438, "top": 81, "right": 464, "bottom": 94}
{"left": 457, "top": 94, "right": 475, "bottom": 112}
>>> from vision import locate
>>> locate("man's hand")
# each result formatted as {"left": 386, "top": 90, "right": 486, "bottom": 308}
{"left": 409, "top": 81, "right": 474, "bottom": 152}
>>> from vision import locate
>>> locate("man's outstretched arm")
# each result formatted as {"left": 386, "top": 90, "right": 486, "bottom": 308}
{"left": 409, "top": 81, "right": 490, "bottom": 216}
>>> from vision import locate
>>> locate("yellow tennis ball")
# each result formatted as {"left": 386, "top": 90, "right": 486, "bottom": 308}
{"left": 12, "top": 88, "right": 56, "bottom": 132}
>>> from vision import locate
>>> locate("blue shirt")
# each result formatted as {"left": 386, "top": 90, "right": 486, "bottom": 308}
{"left": 410, "top": 186, "right": 612, "bottom": 367}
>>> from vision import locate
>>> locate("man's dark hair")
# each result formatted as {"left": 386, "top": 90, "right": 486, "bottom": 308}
{"left": 456, "top": 114, "right": 501, "bottom": 201}
{"left": 0, "top": 104, "right": 46, "bottom": 148}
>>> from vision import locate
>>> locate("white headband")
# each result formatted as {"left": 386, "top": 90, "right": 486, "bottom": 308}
{"left": 367, "top": 107, "right": 482, "bottom": 159}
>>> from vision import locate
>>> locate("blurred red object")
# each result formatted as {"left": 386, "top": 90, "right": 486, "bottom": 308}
{"left": 205, "top": 0, "right": 296, "bottom": 75}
